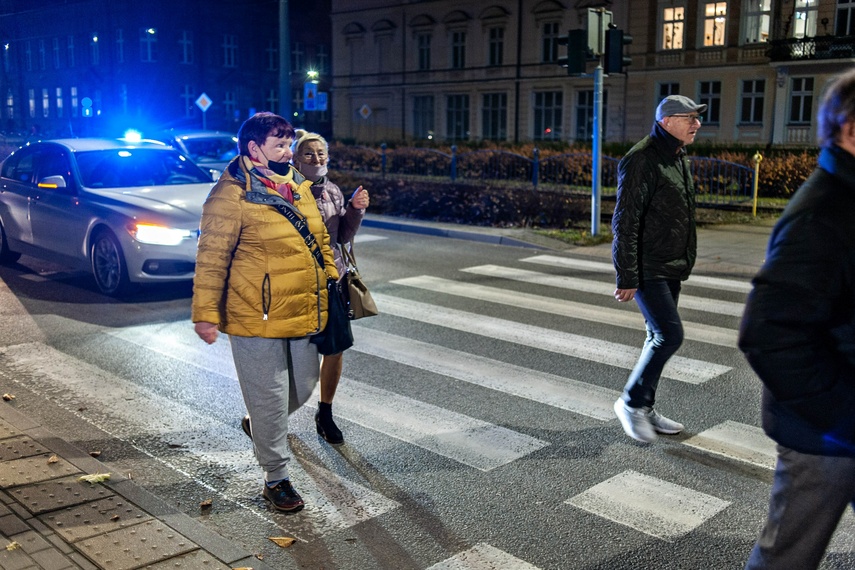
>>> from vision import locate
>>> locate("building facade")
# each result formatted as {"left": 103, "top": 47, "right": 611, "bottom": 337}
{"left": 0, "top": 0, "right": 333, "bottom": 139}
{"left": 329, "top": 0, "right": 855, "bottom": 146}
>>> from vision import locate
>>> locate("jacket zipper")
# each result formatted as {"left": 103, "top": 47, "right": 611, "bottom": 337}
{"left": 262, "top": 273, "right": 271, "bottom": 320}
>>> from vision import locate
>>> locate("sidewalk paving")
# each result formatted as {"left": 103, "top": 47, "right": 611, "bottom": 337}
{"left": 0, "top": 215, "right": 774, "bottom": 570}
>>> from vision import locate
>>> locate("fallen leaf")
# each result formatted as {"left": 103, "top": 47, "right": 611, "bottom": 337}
{"left": 2, "top": 394, "right": 15, "bottom": 401}
{"left": 268, "top": 536, "right": 296, "bottom": 548}
{"left": 111, "top": 515, "right": 119, "bottom": 521}
{"left": 200, "top": 499, "right": 213, "bottom": 509}
{"left": 5, "top": 541, "right": 19, "bottom": 551}
{"left": 78, "top": 473, "right": 111, "bottom": 484}
{"left": 255, "top": 553, "right": 264, "bottom": 560}
{"left": 89, "top": 451, "right": 101, "bottom": 458}
{"left": 47, "top": 454, "right": 59, "bottom": 464}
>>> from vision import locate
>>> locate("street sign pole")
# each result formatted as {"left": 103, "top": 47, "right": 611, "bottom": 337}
{"left": 592, "top": 65, "right": 603, "bottom": 236}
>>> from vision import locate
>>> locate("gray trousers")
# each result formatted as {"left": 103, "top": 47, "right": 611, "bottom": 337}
{"left": 229, "top": 335, "right": 319, "bottom": 483}
{"left": 746, "top": 445, "right": 855, "bottom": 570}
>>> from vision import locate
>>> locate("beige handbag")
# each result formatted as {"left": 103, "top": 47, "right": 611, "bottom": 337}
{"left": 340, "top": 242, "right": 379, "bottom": 320}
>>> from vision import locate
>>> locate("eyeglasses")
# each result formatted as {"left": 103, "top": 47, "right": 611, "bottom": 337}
{"left": 670, "top": 114, "right": 703, "bottom": 123}
{"left": 301, "top": 151, "right": 327, "bottom": 161}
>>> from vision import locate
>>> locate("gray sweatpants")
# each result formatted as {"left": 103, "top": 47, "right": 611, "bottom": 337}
{"left": 745, "top": 445, "right": 855, "bottom": 569}
{"left": 229, "top": 335, "right": 320, "bottom": 483}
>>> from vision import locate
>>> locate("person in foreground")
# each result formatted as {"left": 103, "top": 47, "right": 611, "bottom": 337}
{"left": 291, "top": 129, "right": 368, "bottom": 444}
{"left": 192, "top": 112, "right": 338, "bottom": 513}
{"left": 612, "top": 95, "right": 706, "bottom": 443}
{"left": 740, "top": 69, "right": 855, "bottom": 569}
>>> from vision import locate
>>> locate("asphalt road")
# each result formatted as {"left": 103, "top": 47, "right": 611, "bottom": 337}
{"left": 0, "top": 225, "right": 852, "bottom": 570}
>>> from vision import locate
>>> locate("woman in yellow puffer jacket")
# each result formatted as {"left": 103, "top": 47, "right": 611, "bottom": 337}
{"left": 192, "top": 112, "right": 337, "bottom": 514}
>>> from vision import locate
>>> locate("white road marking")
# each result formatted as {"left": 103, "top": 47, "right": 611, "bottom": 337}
{"left": 566, "top": 470, "right": 731, "bottom": 542}
{"left": 521, "top": 255, "right": 752, "bottom": 294}
{"left": 111, "top": 323, "right": 547, "bottom": 471}
{"left": 321, "top": 378, "right": 549, "bottom": 472}
{"left": 461, "top": 264, "right": 745, "bottom": 317}
{"left": 683, "top": 421, "right": 777, "bottom": 470}
{"left": 0, "top": 342, "right": 399, "bottom": 534}
{"left": 373, "top": 293, "right": 732, "bottom": 384}
{"left": 352, "top": 327, "right": 618, "bottom": 420}
{"left": 392, "top": 275, "right": 737, "bottom": 348}
{"left": 355, "top": 233, "right": 387, "bottom": 243}
{"left": 427, "top": 543, "right": 541, "bottom": 570}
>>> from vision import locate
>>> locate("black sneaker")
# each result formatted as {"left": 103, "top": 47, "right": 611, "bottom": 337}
{"left": 241, "top": 415, "right": 252, "bottom": 439}
{"left": 262, "top": 480, "right": 304, "bottom": 512}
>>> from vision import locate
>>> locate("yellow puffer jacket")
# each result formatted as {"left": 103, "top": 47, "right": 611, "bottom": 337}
{"left": 191, "top": 159, "right": 338, "bottom": 338}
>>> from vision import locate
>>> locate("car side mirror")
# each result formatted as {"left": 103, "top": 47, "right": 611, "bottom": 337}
{"left": 37, "top": 175, "right": 67, "bottom": 189}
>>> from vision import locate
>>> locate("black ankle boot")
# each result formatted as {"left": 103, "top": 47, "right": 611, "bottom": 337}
{"left": 315, "top": 402, "right": 344, "bottom": 444}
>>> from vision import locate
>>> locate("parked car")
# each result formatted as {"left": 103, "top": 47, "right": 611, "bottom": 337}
{"left": 157, "top": 130, "right": 238, "bottom": 177}
{"left": 0, "top": 138, "right": 215, "bottom": 296}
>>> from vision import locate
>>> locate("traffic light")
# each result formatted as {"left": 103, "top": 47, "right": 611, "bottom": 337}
{"left": 604, "top": 27, "right": 633, "bottom": 74}
{"left": 557, "top": 29, "right": 591, "bottom": 76}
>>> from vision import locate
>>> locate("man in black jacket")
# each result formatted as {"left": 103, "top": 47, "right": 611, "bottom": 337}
{"left": 612, "top": 95, "right": 705, "bottom": 443}
{"left": 740, "top": 69, "right": 855, "bottom": 569}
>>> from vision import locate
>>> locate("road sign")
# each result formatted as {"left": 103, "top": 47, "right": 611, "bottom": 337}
{"left": 195, "top": 93, "right": 212, "bottom": 112}
{"left": 359, "top": 104, "right": 372, "bottom": 119}
{"left": 82, "top": 97, "right": 93, "bottom": 118}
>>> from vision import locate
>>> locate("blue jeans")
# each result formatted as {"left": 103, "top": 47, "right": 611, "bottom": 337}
{"left": 621, "top": 279, "right": 684, "bottom": 409}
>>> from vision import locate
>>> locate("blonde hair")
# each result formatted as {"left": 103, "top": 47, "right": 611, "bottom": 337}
{"left": 292, "top": 129, "right": 328, "bottom": 154}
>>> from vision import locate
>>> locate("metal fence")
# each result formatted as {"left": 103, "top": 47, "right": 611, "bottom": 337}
{"left": 331, "top": 145, "right": 756, "bottom": 206}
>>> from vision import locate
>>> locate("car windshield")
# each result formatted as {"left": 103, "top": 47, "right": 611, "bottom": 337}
{"left": 75, "top": 149, "right": 213, "bottom": 188}
{"left": 181, "top": 136, "right": 238, "bottom": 162}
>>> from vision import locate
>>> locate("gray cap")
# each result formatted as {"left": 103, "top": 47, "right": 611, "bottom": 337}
{"left": 655, "top": 95, "right": 707, "bottom": 121}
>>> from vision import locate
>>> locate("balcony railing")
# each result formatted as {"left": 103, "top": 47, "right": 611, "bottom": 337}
{"left": 768, "top": 35, "right": 855, "bottom": 62}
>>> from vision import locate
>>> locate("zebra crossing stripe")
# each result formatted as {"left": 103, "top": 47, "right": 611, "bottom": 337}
{"left": 520, "top": 255, "right": 752, "bottom": 294}
{"left": 565, "top": 470, "right": 731, "bottom": 543}
{"left": 352, "top": 327, "right": 619, "bottom": 420}
{"left": 460, "top": 264, "right": 745, "bottom": 317}
{"left": 324, "top": 378, "right": 549, "bottom": 472}
{"left": 391, "top": 275, "right": 737, "bottom": 348}
{"left": 0, "top": 341, "right": 400, "bottom": 533}
{"left": 682, "top": 421, "right": 777, "bottom": 470}
{"left": 354, "top": 233, "right": 387, "bottom": 243}
{"left": 427, "top": 543, "right": 541, "bottom": 570}
{"left": 372, "top": 293, "right": 731, "bottom": 385}
{"left": 108, "top": 323, "right": 548, "bottom": 471}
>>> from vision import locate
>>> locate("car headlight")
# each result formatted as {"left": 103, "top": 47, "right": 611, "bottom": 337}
{"left": 129, "top": 223, "right": 194, "bottom": 246}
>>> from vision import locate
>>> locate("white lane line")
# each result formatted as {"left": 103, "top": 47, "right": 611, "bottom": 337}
{"left": 372, "top": 293, "right": 732, "bottom": 384}
{"left": 521, "top": 255, "right": 752, "bottom": 294}
{"left": 461, "top": 264, "right": 745, "bottom": 317}
{"left": 427, "top": 543, "right": 541, "bottom": 570}
{"left": 0, "top": 342, "right": 399, "bottom": 533}
{"left": 329, "top": 378, "right": 549, "bottom": 472}
{"left": 683, "top": 421, "right": 777, "bottom": 470}
{"left": 354, "top": 233, "right": 387, "bottom": 243}
{"left": 111, "top": 323, "right": 547, "bottom": 471}
{"left": 565, "top": 470, "right": 731, "bottom": 543}
{"left": 392, "top": 275, "right": 737, "bottom": 348}
{"left": 352, "top": 327, "right": 619, "bottom": 420}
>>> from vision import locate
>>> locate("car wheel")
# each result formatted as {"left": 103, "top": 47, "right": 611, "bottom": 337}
{"left": 0, "top": 220, "right": 22, "bottom": 264}
{"left": 90, "top": 230, "right": 132, "bottom": 296}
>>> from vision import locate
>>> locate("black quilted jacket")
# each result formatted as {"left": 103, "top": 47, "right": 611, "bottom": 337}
{"left": 739, "top": 145, "right": 855, "bottom": 456}
{"left": 611, "top": 122, "right": 697, "bottom": 289}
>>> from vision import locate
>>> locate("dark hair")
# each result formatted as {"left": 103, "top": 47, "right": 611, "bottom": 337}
{"left": 237, "top": 112, "right": 295, "bottom": 156}
{"left": 818, "top": 69, "right": 855, "bottom": 149}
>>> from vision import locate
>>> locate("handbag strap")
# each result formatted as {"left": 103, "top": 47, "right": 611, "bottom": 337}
{"left": 339, "top": 240, "right": 359, "bottom": 271}
{"left": 246, "top": 191, "right": 331, "bottom": 277}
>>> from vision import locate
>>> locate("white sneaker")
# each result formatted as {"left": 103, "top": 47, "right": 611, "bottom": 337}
{"left": 614, "top": 399, "right": 657, "bottom": 443}
{"left": 647, "top": 409, "right": 684, "bottom": 434}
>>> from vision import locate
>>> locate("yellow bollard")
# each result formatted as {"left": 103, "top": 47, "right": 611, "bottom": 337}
{"left": 752, "top": 151, "right": 763, "bottom": 218}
